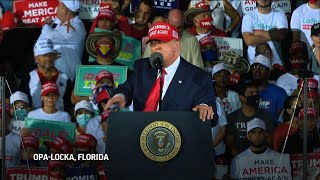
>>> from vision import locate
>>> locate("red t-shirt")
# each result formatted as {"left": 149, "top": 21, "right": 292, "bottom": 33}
{"left": 118, "top": 16, "right": 148, "bottom": 40}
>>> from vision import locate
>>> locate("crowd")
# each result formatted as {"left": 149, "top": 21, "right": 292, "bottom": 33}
{"left": 0, "top": 0, "right": 320, "bottom": 179}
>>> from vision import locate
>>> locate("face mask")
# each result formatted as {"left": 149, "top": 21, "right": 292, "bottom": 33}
{"left": 96, "top": 44, "right": 113, "bottom": 58}
{"left": 201, "top": 50, "right": 218, "bottom": 62}
{"left": 14, "top": 108, "right": 28, "bottom": 120}
{"left": 197, "top": 17, "right": 213, "bottom": 29}
{"left": 76, "top": 114, "right": 92, "bottom": 128}
{"left": 246, "top": 95, "right": 260, "bottom": 108}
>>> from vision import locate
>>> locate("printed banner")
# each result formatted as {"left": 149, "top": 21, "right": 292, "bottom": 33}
{"left": 213, "top": 36, "right": 243, "bottom": 60}
{"left": 65, "top": 166, "right": 98, "bottom": 180}
{"left": 13, "top": 0, "right": 59, "bottom": 26}
{"left": 238, "top": 154, "right": 292, "bottom": 179}
{"left": 6, "top": 167, "right": 48, "bottom": 180}
{"left": 290, "top": 152, "right": 320, "bottom": 180}
{"left": 89, "top": 28, "right": 141, "bottom": 70}
{"left": 79, "top": 0, "right": 100, "bottom": 20}
{"left": 75, "top": 65, "right": 127, "bottom": 96}
{"left": 154, "top": 0, "right": 179, "bottom": 12}
{"left": 241, "top": 0, "right": 291, "bottom": 14}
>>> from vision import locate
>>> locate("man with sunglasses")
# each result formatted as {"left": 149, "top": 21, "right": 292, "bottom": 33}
{"left": 251, "top": 55, "right": 287, "bottom": 125}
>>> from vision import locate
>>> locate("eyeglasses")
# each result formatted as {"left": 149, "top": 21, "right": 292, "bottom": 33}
{"left": 257, "top": 50, "right": 271, "bottom": 55}
{"left": 251, "top": 65, "right": 268, "bottom": 70}
{"left": 14, "top": 105, "right": 26, "bottom": 109}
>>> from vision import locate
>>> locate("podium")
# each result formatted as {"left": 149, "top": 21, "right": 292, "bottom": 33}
{"left": 106, "top": 112, "right": 215, "bottom": 180}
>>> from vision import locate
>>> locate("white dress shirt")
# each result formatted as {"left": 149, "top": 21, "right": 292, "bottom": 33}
{"left": 161, "top": 56, "right": 180, "bottom": 99}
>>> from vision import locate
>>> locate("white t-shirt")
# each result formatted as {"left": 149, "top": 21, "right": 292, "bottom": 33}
{"left": 242, "top": 9, "right": 288, "bottom": 65}
{"left": 230, "top": 148, "right": 280, "bottom": 179}
{"left": 27, "top": 108, "right": 71, "bottom": 122}
{"left": 216, "top": 90, "right": 241, "bottom": 115}
{"left": 290, "top": 3, "right": 320, "bottom": 46}
{"left": 212, "top": 101, "right": 228, "bottom": 155}
{"left": 276, "top": 73, "right": 299, "bottom": 96}
{"left": 0, "top": 132, "right": 21, "bottom": 167}
{"left": 86, "top": 116, "right": 105, "bottom": 154}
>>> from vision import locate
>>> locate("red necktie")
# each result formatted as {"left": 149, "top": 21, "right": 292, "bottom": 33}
{"left": 144, "top": 69, "right": 167, "bottom": 112}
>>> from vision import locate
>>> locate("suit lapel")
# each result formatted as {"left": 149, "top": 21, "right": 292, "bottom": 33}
{"left": 162, "top": 59, "right": 187, "bottom": 108}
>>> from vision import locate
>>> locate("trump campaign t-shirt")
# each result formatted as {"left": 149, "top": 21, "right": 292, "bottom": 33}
{"left": 242, "top": 9, "right": 288, "bottom": 65}
{"left": 258, "top": 84, "right": 287, "bottom": 124}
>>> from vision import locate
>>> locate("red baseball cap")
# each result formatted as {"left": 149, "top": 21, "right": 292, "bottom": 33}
{"left": 97, "top": 3, "right": 116, "bottom": 22}
{"left": 199, "top": 35, "right": 216, "bottom": 48}
{"left": 298, "top": 107, "right": 318, "bottom": 119}
{"left": 46, "top": 136, "right": 73, "bottom": 154}
{"left": 290, "top": 41, "right": 308, "bottom": 56}
{"left": 298, "top": 78, "right": 318, "bottom": 98}
{"left": 195, "top": 1, "right": 210, "bottom": 10}
{"left": 76, "top": 134, "right": 97, "bottom": 148}
{"left": 41, "top": 82, "right": 59, "bottom": 97}
{"left": 95, "top": 70, "right": 114, "bottom": 84}
{"left": 1, "top": 11, "right": 18, "bottom": 31}
{"left": 96, "top": 89, "right": 111, "bottom": 104}
{"left": 21, "top": 135, "right": 40, "bottom": 150}
{"left": 146, "top": 22, "right": 180, "bottom": 44}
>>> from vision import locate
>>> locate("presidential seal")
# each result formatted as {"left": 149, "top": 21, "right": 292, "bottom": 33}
{"left": 140, "top": 121, "right": 181, "bottom": 162}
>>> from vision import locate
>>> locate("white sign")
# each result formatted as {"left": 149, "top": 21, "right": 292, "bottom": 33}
{"left": 241, "top": 0, "right": 291, "bottom": 14}
{"left": 79, "top": 0, "right": 100, "bottom": 20}
{"left": 238, "top": 154, "right": 292, "bottom": 179}
{"left": 213, "top": 36, "right": 243, "bottom": 60}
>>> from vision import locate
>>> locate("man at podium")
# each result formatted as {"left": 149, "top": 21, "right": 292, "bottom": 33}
{"left": 105, "top": 22, "right": 216, "bottom": 122}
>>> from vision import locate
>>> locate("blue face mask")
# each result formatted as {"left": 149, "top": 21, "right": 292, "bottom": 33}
{"left": 76, "top": 114, "right": 92, "bottom": 128}
{"left": 14, "top": 108, "right": 28, "bottom": 120}
{"left": 201, "top": 50, "right": 218, "bottom": 62}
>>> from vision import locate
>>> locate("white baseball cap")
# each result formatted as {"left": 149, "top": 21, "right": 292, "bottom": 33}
{"left": 33, "top": 38, "right": 58, "bottom": 56}
{"left": 212, "top": 62, "right": 231, "bottom": 77}
{"left": 247, "top": 118, "right": 266, "bottom": 133}
{"left": 10, "top": 91, "right": 29, "bottom": 105}
{"left": 74, "top": 100, "right": 94, "bottom": 115}
{"left": 251, "top": 55, "right": 272, "bottom": 70}
{"left": 60, "top": 0, "right": 81, "bottom": 12}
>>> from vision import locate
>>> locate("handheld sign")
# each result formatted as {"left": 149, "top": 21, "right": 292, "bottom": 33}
{"left": 25, "top": 118, "right": 76, "bottom": 153}
{"left": 6, "top": 167, "right": 48, "bottom": 179}
{"left": 75, "top": 65, "right": 127, "bottom": 96}
{"left": 290, "top": 152, "right": 320, "bottom": 180}
{"left": 237, "top": 154, "right": 292, "bottom": 179}
{"left": 213, "top": 36, "right": 243, "bottom": 60}
{"left": 13, "top": 0, "right": 59, "bottom": 26}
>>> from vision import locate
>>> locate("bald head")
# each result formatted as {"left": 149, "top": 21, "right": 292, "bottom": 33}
{"left": 167, "top": 9, "right": 184, "bottom": 30}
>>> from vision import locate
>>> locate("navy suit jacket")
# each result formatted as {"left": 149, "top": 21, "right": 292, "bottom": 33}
{"left": 114, "top": 57, "right": 217, "bottom": 114}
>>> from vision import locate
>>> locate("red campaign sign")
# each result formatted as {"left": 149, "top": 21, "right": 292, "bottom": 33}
{"left": 13, "top": 0, "right": 59, "bottom": 27}
{"left": 290, "top": 152, "right": 320, "bottom": 179}
{"left": 6, "top": 167, "right": 48, "bottom": 180}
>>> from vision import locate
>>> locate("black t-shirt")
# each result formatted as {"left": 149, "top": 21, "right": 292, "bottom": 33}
{"left": 226, "top": 109, "right": 275, "bottom": 153}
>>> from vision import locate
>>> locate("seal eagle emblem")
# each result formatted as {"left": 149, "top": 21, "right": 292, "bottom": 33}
{"left": 140, "top": 121, "right": 181, "bottom": 162}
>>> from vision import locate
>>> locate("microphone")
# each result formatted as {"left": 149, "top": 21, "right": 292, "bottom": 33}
{"left": 149, "top": 52, "right": 164, "bottom": 69}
